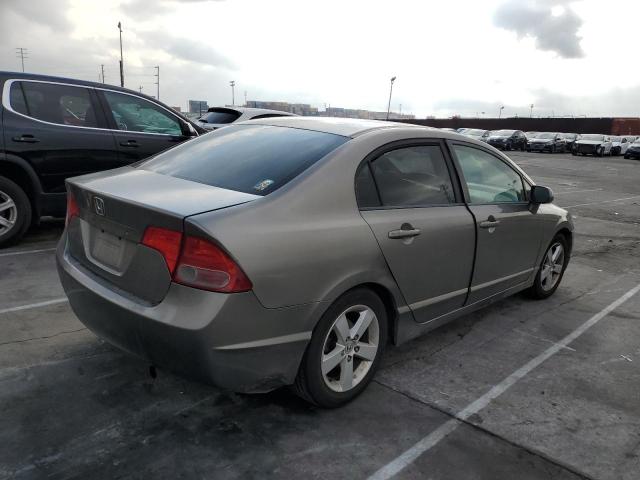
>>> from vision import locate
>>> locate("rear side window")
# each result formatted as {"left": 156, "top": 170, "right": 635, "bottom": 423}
{"left": 9, "top": 81, "right": 98, "bottom": 128}
{"left": 369, "top": 145, "right": 456, "bottom": 207}
{"left": 141, "top": 125, "right": 348, "bottom": 196}
{"left": 200, "top": 109, "right": 241, "bottom": 124}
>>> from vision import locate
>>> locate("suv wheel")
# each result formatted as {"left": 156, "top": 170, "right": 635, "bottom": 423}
{"left": 0, "top": 176, "right": 32, "bottom": 248}
{"left": 293, "top": 288, "right": 388, "bottom": 408}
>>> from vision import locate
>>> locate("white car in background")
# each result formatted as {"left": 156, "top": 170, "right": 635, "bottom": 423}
{"left": 462, "top": 128, "right": 490, "bottom": 142}
{"left": 197, "top": 106, "right": 296, "bottom": 131}
{"left": 610, "top": 136, "right": 635, "bottom": 156}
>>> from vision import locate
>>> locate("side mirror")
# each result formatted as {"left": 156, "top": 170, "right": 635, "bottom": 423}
{"left": 530, "top": 185, "right": 554, "bottom": 204}
{"left": 184, "top": 122, "right": 199, "bottom": 137}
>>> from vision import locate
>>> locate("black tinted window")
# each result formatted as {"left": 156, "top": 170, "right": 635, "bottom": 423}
{"left": 355, "top": 164, "right": 381, "bottom": 208}
{"left": 200, "top": 110, "right": 241, "bottom": 124}
{"left": 141, "top": 125, "right": 348, "bottom": 196}
{"left": 11, "top": 81, "right": 98, "bottom": 127}
{"left": 370, "top": 145, "right": 455, "bottom": 207}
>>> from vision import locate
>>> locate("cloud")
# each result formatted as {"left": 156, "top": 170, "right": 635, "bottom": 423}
{"left": 493, "top": 0, "right": 584, "bottom": 58}
{"left": 138, "top": 30, "right": 234, "bottom": 69}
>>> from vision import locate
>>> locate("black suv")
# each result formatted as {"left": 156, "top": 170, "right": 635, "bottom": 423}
{"left": 0, "top": 72, "right": 204, "bottom": 247}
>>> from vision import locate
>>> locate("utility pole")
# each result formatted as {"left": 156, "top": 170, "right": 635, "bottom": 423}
{"left": 530, "top": 104, "right": 534, "bottom": 118}
{"left": 139, "top": 85, "right": 143, "bottom": 93}
{"left": 244, "top": 90, "right": 247, "bottom": 106}
{"left": 399, "top": 104, "right": 402, "bottom": 116}
{"left": 15, "top": 48, "right": 28, "bottom": 72}
{"left": 229, "top": 80, "right": 235, "bottom": 106}
{"left": 499, "top": 106, "right": 504, "bottom": 119}
{"left": 118, "top": 22, "right": 124, "bottom": 87}
{"left": 100, "top": 64, "right": 105, "bottom": 83}
{"left": 154, "top": 66, "right": 159, "bottom": 100}
{"left": 386, "top": 76, "right": 396, "bottom": 120}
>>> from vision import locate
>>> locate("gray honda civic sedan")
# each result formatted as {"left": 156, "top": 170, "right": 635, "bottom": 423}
{"left": 57, "top": 117, "right": 573, "bottom": 407}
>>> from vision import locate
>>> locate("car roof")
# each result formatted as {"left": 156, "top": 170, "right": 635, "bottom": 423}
{"left": 206, "top": 106, "right": 297, "bottom": 117}
{"left": 243, "top": 116, "right": 427, "bottom": 137}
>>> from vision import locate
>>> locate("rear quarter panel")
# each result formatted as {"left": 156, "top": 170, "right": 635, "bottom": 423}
{"left": 186, "top": 128, "right": 439, "bottom": 313}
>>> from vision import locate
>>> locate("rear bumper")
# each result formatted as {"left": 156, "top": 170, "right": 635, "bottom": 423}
{"left": 56, "top": 233, "right": 316, "bottom": 393}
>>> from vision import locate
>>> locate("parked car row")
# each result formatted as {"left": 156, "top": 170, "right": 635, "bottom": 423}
{"left": 451, "top": 127, "right": 640, "bottom": 157}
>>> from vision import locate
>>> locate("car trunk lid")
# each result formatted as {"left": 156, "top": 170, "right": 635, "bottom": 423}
{"left": 65, "top": 167, "right": 259, "bottom": 304}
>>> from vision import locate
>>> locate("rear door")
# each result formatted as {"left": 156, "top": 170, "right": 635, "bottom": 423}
{"left": 357, "top": 141, "right": 476, "bottom": 323}
{"left": 97, "top": 89, "right": 192, "bottom": 162}
{"left": 449, "top": 142, "right": 544, "bottom": 303}
{"left": 2, "top": 79, "right": 118, "bottom": 210}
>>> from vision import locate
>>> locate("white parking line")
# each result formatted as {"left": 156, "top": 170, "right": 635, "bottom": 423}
{"left": 563, "top": 195, "right": 640, "bottom": 209}
{"left": 0, "top": 247, "right": 56, "bottom": 258}
{"left": 0, "top": 298, "right": 68, "bottom": 315}
{"left": 368, "top": 283, "right": 640, "bottom": 480}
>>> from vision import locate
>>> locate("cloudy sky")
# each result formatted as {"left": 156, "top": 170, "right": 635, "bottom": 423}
{"left": 1, "top": 0, "right": 638, "bottom": 118}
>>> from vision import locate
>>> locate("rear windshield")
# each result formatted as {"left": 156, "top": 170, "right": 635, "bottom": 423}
{"left": 492, "top": 130, "right": 515, "bottom": 136}
{"left": 140, "top": 125, "right": 348, "bottom": 196}
{"left": 200, "top": 109, "right": 241, "bottom": 124}
{"left": 581, "top": 134, "right": 604, "bottom": 141}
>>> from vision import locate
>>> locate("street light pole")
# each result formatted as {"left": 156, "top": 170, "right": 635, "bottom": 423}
{"left": 499, "top": 106, "right": 504, "bottom": 119}
{"left": 530, "top": 104, "right": 534, "bottom": 118}
{"left": 230, "top": 80, "right": 235, "bottom": 106}
{"left": 118, "top": 22, "right": 124, "bottom": 87}
{"left": 386, "top": 76, "right": 396, "bottom": 120}
{"left": 154, "top": 66, "right": 159, "bottom": 100}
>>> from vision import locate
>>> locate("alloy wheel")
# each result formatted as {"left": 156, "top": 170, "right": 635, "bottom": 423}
{"left": 321, "top": 304, "right": 380, "bottom": 393}
{"left": 0, "top": 190, "right": 18, "bottom": 238}
{"left": 540, "top": 242, "right": 564, "bottom": 291}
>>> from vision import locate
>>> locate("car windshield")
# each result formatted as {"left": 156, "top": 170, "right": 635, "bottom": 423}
{"left": 199, "top": 109, "right": 240, "bottom": 124}
{"left": 140, "top": 125, "right": 348, "bottom": 196}
{"left": 610, "top": 136, "right": 621, "bottom": 142}
{"left": 492, "top": 130, "right": 514, "bottom": 136}
{"left": 526, "top": 132, "right": 539, "bottom": 138}
{"left": 562, "top": 133, "right": 576, "bottom": 139}
{"left": 580, "top": 134, "right": 605, "bottom": 141}
{"left": 465, "top": 129, "right": 486, "bottom": 135}
{"left": 537, "top": 133, "right": 556, "bottom": 139}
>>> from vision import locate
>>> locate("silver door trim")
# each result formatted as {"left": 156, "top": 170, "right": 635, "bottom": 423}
{"left": 470, "top": 268, "right": 535, "bottom": 293}
{"left": 405, "top": 287, "right": 469, "bottom": 313}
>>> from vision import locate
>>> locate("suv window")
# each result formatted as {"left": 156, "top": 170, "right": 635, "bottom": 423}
{"left": 453, "top": 145, "right": 525, "bottom": 204}
{"left": 141, "top": 124, "right": 348, "bottom": 196}
{"left": 369, "top": 145, "right": 455, "bottom": 207}
{"left": 9, "top": 81, "right": 98, "bottom": 128}
{"left": 103, "top": 91, "right": 182, "bottom": 135}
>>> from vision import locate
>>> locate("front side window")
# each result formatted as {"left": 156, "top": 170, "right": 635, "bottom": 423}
{"left": 453, "top": 145, "right": 525, "bottom": 204}
{"left": 141, "top": 124, "right": 348, "bottom": 196}
{"left": 369, "top": 145, "right": 455, "bottom": 207}
{"left": 103, "top": 91, "right": 182, "bottom": 135}
{"left": 9, "top": 81, "right": 98, "bottom": 128}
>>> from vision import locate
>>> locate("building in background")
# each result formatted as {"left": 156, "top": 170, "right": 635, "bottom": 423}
{"left": 188, "top": 100, "right": 208, "bottom": 115}
{"left": 245, "top": 100, "right": 414, "bottom": 120}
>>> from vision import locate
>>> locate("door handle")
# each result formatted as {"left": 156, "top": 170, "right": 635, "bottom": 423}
{"left": 479, "top": 215, "right": 500, "bottom": 229}
{"left": 388, "top": 228, "right": 421, "bottom": 239}
{"left": 12, "top": 135, "right": 39, "bottom": 143}
{"left": 119, "top": 140, "right": 139, "bottom": 147}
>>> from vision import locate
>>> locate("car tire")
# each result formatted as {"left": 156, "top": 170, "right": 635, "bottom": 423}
{"left": 293, "top": 288, "right": 388, "bottom": 408}
{"left": 596, "top": 147, "right": 604, "bottom": 157}
{"left": 526, "top": 234, "right": 569, "bottom": 300}
{"left": 0, "top": 176, "right": 32, "bottom": 248}
{"left": 571, "top": 151, "right": 577, "bottom": 156}
{"left": 624, "top": 154, "right": 630, "bottom": 159}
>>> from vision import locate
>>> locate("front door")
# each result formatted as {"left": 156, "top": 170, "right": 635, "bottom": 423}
{"left": 98, "top": 90, "right": 192, "bottom": 163}
{"left": 356, "top": 142, "right": 476, "bottom": 323}
{"left": 449, "top": 143, "right": 544, "bottom": 303}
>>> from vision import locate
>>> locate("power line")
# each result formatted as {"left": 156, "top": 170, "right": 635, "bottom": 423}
{"left": 16, "top": 48, "right": 28, "bottom": 72}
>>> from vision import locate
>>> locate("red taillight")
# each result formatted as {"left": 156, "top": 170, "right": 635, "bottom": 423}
{"left": 141, "top": 227, "right": 183, "bottom": 274}
{"left": 173, "top": 236, "right": 252, "bottom": 293}
{"left": 65, "top": 191, "right": 80, "bottom": 226}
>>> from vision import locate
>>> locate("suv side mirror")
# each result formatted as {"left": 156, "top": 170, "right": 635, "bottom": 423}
{"left": 530, "top": 185, "right": 554, "bottom": 204}
{"left": 183, "top": 122, "right": 199, "bottom": 137}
